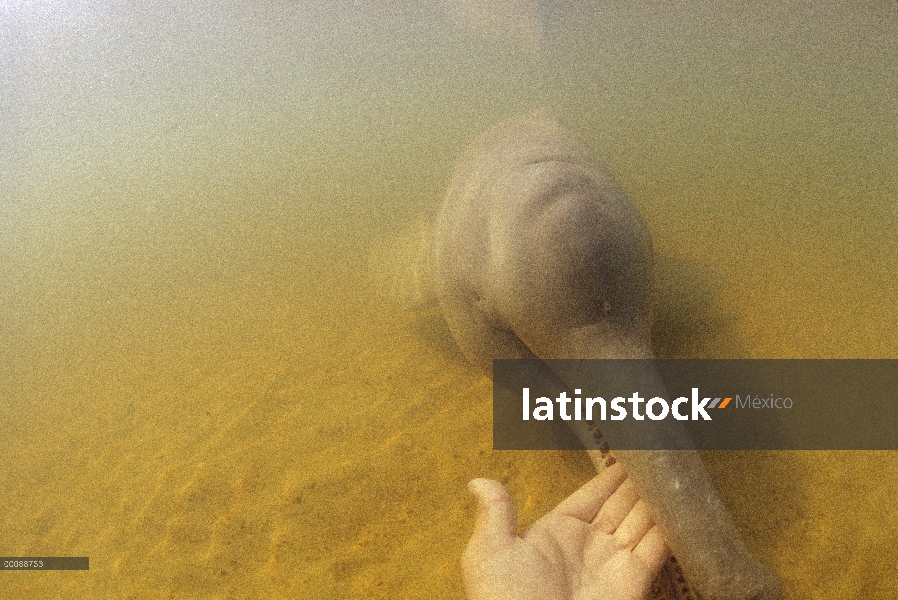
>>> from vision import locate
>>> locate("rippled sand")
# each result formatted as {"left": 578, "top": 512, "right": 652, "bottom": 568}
{"left": 2, "top": 215, "right": 897, "bottom": 598}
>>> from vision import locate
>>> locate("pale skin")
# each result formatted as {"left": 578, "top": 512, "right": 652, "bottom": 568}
{"left": 462, "top": 463, "right": 669, "bottom": 600}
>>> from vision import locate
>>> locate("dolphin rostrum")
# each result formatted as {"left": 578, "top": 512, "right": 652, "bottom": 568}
{"left": 433, "top": 109, "right": 781, "bottom": 600}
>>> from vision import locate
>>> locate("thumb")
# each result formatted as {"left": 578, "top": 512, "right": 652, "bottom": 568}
{"left": 467, "top": 478, "right": 518, "bottom": 544}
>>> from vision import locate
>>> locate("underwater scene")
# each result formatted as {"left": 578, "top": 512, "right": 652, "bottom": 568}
{"left": 1, "top": 1, "right": 897, "bottom": 598}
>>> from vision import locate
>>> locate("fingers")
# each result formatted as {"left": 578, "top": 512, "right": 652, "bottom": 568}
{"left": 591, "top": 477, "right": 640, "bottom": 534}
{"left": 612, "top": 499, "right": 656, "bottom": 548}
{"left": 553, "top": 462, "right": 628, "bottom": 522}
{"left": 632, "top": 525, "right": 670, "bottom": 575}
{"left": 467, "top": 478, "right": 518, "bottom": 544}
{"left": 611, "top": 499, "right": 670, "bottom": 576}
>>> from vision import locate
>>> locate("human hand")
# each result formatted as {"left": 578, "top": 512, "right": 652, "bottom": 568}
{"left": 462, "top": 463, "right": 669, "bottom": 600}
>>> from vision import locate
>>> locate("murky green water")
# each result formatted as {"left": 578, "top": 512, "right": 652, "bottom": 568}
{"left": 2, "top": 2, "right": 897, "bottom": 598}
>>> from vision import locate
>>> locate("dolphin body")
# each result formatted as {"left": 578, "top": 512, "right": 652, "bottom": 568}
{"left": 433, "top": 110, "right": 781, "bottom": 600}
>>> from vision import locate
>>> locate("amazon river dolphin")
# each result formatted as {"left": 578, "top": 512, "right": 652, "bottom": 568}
{"left": 433, "top": 110, "right": 781, "bottom": 600}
